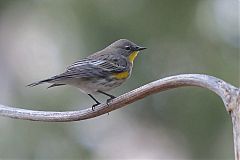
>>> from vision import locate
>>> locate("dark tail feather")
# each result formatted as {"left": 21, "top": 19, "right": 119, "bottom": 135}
{"left": 47, "top": 83, "right": 66, "bottom": 89}
{"left": 27, "top": 74, "right": 67, "bottom": 88}
{"left": 27, "top": 78, "right": 53, "bottom": 87}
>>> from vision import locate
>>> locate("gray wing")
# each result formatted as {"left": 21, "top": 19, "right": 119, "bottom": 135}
{"left": 27, "top": 54, "right": 129, "bottom": 87}
{"left": 57, "top": 54, "right": 129, "bottom": 79}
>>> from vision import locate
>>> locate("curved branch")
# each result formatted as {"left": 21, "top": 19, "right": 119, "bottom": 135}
{"left": 0, "top": 74, "right": 237, "bottom": 122}
{"left": 1, "top": 74, "right": 239, "bottom": 159}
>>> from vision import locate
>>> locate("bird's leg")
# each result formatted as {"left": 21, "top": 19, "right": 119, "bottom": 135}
{"left": 88, "top": 94, "right": 101, "bottom": 111}
{"left": 97, "top": 90, "right": 116, "bottom": 104}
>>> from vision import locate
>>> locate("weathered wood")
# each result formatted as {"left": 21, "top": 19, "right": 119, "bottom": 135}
{"left": 0, "top": 74, "right": 239, "bottom": 159}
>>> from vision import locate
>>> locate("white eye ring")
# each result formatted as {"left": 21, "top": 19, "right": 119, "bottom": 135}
{"left": 125, "top": 46, "right": 131, "bottom": 50}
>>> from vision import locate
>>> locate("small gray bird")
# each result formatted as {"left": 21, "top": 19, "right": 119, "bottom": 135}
{"left": 28, "top": 39, "right": 146, "bottom": 110}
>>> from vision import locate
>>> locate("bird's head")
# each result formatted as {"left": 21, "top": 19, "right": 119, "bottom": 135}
{"left": 107, "top": 39, "right": 147, "bottom": 63}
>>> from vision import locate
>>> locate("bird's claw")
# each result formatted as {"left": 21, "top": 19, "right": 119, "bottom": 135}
{"left": 106, "top": 96, "right": 116, "bottom": 105}
{"left": 92, "top": 102, "right": 101, "bottom": 111}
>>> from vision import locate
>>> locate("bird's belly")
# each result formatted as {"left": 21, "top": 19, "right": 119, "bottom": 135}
{"left": 67, "top": 78, "right": 126, "bottom": 94}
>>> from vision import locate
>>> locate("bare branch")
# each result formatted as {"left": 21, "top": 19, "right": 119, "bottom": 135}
{"left": 0, "top": 74, "right": 239, "bottom": 159}
{"left": 0, "top": 74, "right": 237, "bottom": 122}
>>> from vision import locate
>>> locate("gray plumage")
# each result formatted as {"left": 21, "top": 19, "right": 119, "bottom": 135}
{"left": 27, "top": 39, "right": 146, "bottom": 94}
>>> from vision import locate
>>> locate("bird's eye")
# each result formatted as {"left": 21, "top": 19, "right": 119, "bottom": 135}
{"left": 125, "top": 46, "right": 131, "bottom": 50}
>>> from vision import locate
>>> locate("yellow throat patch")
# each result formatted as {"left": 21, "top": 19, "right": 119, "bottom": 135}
{"left": 113, "top": 51, "right": 139, "bottom": 80}
{"left": 114, "top": 71, "right": 129, "bottom": 80}
{"left": 128, "top": 51, "right": 139, "bottom": 63}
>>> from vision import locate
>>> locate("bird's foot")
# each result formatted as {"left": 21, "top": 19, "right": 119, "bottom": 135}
{"left": 106, "top": 95, "right": 116, "bottom": 105}
{"left": 97, "top": 90, "right": 116, "bottom": 105}
{"left": 106, "top": 96, "right": 116, "bottom": 115}
{"left": 92, "top": 102, "right": 101, "bottom": 111}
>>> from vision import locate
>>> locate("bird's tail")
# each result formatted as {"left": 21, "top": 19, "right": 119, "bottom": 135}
{"left": 27, "top": 75, "right": 67, "bottom": 88}
{"left": 27, "top": 78, "right": 54, "bottom": 87}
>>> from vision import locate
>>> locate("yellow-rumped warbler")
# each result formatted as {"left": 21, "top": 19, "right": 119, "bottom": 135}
{"left": 28, "top": 39, "right": 146, "bottom": 110}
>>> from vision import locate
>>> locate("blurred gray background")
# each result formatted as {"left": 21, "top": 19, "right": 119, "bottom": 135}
{"left": 0, "top": 0, "right": 239, "bottom": 159}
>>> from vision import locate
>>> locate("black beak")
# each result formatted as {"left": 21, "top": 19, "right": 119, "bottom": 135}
{"left": 135, "top": 46, "right": 147, "bottom": 51}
